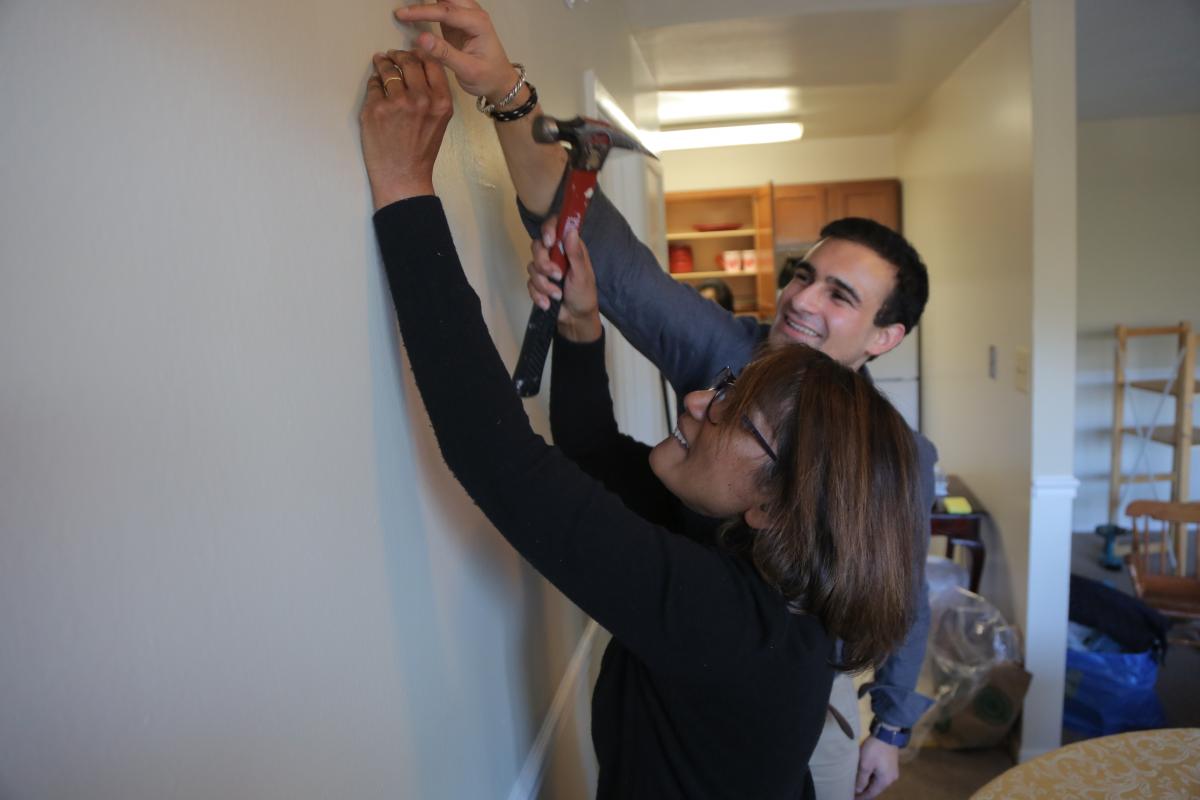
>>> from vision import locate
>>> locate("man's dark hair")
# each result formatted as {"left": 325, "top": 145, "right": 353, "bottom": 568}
{"left": 818, "top": 217, "right": 929, "bottom": 333}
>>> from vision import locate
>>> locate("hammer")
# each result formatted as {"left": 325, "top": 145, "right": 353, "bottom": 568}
{"left": 512, "top": 115, "right": 657, "bottom": 397}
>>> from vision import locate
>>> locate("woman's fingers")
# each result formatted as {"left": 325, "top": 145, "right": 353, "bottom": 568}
{"left": 387, "top": 50, "right": 425, "bottom": 94}
{"left": 526, "top": 261, "right": 562, "bottom": 300}
{"left": 527, "top": 280, "right": 552, "bottom": 312}
{"left": 373, "top": 52, "right": 406, "bottom": 96}
{"left": 562, "top": 229, "right": 594, "bottom": 284}
{"left": 528, "top": 238, "right": 563, "bottom": 282}
{"left": 417, "top": 48, "right": 451, "bottom": 94}
{"left": 364, "top": 73, "right": 386, "bottom": 104}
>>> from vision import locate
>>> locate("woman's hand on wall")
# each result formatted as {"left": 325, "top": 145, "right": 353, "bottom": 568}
{"left": 393, "top": 1, "right": 519, "bottom": 105}
{"left": 528, "top": 220, "right": 601, "bottom": 343}
{"left": 360, "top": 50, "right": 454, "bottom": 210}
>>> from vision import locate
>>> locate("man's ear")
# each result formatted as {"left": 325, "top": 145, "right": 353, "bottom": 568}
{"left": 865, "top": 323, "right": 906, "bottom": 359}
{"left": 744, "top": 503, "right": 772, "bottom": 531}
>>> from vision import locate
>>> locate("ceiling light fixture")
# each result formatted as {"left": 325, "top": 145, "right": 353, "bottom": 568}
{"left": 657, "top": 88, "right": 798, "bottom": 126}
{"left": 647, "top": 122, "right": 804, "bottom": 153}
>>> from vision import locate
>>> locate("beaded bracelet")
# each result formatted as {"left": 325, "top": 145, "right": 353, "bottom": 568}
{"left": 491, "top": 83, "right": 538, "bottom": 123}
{"left": 476, "top": 63, "right": 526, "bottom": 117}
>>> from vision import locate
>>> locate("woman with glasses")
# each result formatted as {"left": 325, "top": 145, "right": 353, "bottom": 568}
{"left": 359, "top": 49, "right": 919, "bottom": 800}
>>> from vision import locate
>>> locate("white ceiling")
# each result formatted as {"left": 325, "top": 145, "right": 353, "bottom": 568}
{"left": 1076, "top": 0, "right": 1200, "bottom": 121}
{"left": 626, "top": 0, "right": 1200, "bottom": 138}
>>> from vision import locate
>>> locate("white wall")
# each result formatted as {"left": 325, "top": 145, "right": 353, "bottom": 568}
{"left": 1025, "top": 0, "right": 1078, "bottom": 762}
{"left": 897, "top": 0, "right": 1034, "bottom": 641}
{"left": 0, "top": 1, "right": 643, "bottom": 797}
{"left": 897, "top": 0, "right": 1080, "bottom": 760}
{"left": 660, "top": 133, "right": 896, "bottom": 192}
{"left": 1073, "top": 113, "right": 1200, "bottom": 532}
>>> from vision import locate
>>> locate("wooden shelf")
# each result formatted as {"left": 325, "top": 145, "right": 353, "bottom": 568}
{"left": 667, "top": 228, "right": 759, "bottom": 242}
{"left": 1118, "top": 473, "right": 1176, "bottom": 484}
{"left": 1120, "top": 426, "right": 1200, "bottom": 447}
{"left": 1125, "top": 379, "right": 1200, "bottom": 394}
{"left": 671, "top": 270, "right": 758, "bottom": 281}
{"left": 665, "top": 185, "right": 776, "bottom": 323}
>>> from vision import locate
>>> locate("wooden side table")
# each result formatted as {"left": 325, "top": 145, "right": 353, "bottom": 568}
{"left": 930, "top": 475, "right": 987, "bottom": 593}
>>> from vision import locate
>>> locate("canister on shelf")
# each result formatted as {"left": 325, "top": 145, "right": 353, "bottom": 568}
{"left": 668, "top": 244, "right": 693, "bottom": 274}
{"left": 719, "top": 250, "right": 743, "bottom": 272}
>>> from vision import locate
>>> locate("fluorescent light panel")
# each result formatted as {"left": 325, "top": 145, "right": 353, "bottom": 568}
{"left": 648, "top": 122, "right": 804, "bottom": 152}
{"left": 657, "top": 87, "right": 798, "bottom": 126}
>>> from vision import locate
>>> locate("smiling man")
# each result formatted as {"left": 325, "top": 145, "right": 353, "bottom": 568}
{"left": 768, "top": 219, "right": 922, "bottom": 369}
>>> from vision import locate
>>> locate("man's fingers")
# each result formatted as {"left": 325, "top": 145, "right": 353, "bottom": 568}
{"left": 855, "top": 768, "right": 871, "bottom": 794}
{"left": 413, "top": 31, "right": 476, "bottom": 78}
{"left": 395, "top": 3, "right": 487, "bottom": 34}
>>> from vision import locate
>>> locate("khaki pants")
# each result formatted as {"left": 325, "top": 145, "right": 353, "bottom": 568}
{"left": 808, "top": 673, "right": 860, "bottom": 800}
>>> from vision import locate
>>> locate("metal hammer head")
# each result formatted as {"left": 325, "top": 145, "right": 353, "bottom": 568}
{"left": 532, "top": 115, "right": 657, "bottom": 171}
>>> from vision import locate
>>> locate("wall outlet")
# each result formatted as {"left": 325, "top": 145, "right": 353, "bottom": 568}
{"left": 1015, "top": 346, "right": 1030, "bottom": 393}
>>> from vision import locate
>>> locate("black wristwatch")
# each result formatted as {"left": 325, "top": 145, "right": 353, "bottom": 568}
{"left": 870, "top": 718, "right": 912, "bottom": 748}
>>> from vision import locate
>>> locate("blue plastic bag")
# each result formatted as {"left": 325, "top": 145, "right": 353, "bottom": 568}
{"left": 1062, "top": 645, "right": 1165, "bottom": 736}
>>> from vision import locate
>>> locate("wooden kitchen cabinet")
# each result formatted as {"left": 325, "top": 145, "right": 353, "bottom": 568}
{"left": 773, "top": 179, "right": 901, "bottom": 249}
{"left": 773, "top": 184, "right": 827, "bottom": 247}
{"left": 826, "top": 179, "right": 901, "bottom": 232}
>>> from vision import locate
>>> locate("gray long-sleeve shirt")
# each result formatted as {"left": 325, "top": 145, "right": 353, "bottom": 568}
{"left": 520, "top": 187, "right": 936, "bottom": 729}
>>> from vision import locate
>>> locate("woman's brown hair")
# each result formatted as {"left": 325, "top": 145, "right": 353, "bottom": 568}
{"left": 720, "top": 345, "right": 920, "bottom": 673}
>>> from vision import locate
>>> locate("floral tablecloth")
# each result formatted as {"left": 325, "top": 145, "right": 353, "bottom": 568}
{"left": 971, "top": 728, "right": 1200, "bottom": 799}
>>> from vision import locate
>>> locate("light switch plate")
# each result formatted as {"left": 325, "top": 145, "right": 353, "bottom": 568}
{"left": 1015, "top": 346, "right": 1030, "bottom": 393}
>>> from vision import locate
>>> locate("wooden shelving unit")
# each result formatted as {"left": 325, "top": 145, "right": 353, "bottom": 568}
{"left": 664, "top": 187, "right": 775, "bottom": 320}
{"left": 1109, "top": 322, "right": 1199, "bottom": 529}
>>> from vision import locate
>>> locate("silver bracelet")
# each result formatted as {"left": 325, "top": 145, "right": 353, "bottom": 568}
{"left": 476, "top": 63, "right": 526, "bottom": 117}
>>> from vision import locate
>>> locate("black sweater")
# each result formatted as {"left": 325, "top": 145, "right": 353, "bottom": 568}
{"left": 375, "top": 197, "right": 834, "bottom": 799}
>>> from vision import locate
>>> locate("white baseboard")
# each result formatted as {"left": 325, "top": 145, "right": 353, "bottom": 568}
{"left": 1018, "top": 745, "right": 1052, "bottom": 763}
{"left": 506, "top": 620, "right": 600, "bottom": 800}
{"left": 1031, "top": 474, "right": 1080, "bottom": 498}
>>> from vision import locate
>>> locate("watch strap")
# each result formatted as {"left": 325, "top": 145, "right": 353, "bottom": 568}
{"left": 870, "top": 719, "right": 912, "bottom": 748}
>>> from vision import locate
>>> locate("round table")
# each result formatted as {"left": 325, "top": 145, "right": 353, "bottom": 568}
{"left": 971, "top": 728, "right": 1200, "bottom": 799}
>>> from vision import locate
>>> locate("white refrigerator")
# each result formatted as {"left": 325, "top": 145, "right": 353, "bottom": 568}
{"left": 868, "top": 330, "right": 921, "bottom": 432}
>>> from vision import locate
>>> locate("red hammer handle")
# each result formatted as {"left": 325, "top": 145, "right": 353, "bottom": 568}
{"left": 512, "top": 168, "right": 599, "bottom": 397}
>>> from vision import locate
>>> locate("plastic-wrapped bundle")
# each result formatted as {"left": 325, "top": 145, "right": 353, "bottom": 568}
{"left": 905, "top": 586, "right": 1028, "bottom": 755}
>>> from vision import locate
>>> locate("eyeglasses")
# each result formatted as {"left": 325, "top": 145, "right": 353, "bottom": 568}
{"left": 706, "top": 367, "right": 779, "bottom": 463}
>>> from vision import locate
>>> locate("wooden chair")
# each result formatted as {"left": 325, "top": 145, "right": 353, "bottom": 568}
{"left": 1125, "top": 500, "right": 1200, "bottom": 647}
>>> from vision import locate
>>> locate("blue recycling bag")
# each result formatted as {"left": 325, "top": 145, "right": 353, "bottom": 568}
{"left": 1062, "top": 646, "right": 1165, "bottom": 737}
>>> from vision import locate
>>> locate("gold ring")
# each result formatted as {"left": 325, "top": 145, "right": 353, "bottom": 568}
{"left": 382, "top": 74, "right": 404, "bottom": 93}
